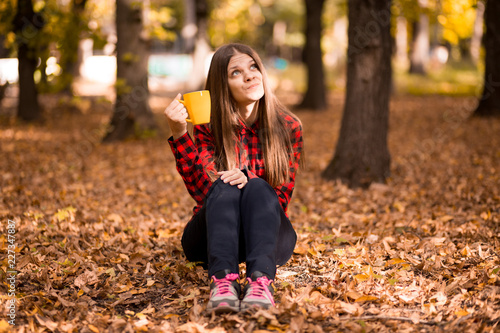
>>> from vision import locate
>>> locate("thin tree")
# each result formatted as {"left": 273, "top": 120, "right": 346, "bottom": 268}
{"left": 13, "top": 0, "right": 44, "bottom": 122}
{"left": 103, "top": 0, "right": 157, "bottom": 142}
{"left": 322, "top": 0, "right": 392, "bottom": 188}
{"left": 474, "top": 0, "right": 500, "bottom": 117}
{"left": 298, "top": 0, "right": 327, "bottom": 110}
{"left": 59, "top": 0, "right": 88, "bottom": 95}
{"left": 470, "top": 0, "right": 485, "bottom": 66}
{"left": 185, "top": 0, "right": 211, "bottom": 92}
{"left": 408, "top": 0, "right": 429, "bottom": 75}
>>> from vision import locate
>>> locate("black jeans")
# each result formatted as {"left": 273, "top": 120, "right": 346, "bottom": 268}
{"left": 181, "top": 176, "right": 297, "bottom": 279}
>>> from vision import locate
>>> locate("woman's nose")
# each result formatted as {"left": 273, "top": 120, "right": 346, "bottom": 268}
{"left": 244, "top": 71, "right": 255, "bottom": 81}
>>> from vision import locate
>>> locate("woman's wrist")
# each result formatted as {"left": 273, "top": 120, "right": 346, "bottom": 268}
{"left": 172, "top": 129, "right": 188, "bottom": 140}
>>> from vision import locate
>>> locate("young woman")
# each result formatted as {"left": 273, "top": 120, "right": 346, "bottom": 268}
{"left": 164, "top": 43, "right": 303, "bottom": 313}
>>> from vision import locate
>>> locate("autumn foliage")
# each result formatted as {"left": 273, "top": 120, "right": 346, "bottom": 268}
{"left": 1, "top": 94, "right": 499, "bottom": 332}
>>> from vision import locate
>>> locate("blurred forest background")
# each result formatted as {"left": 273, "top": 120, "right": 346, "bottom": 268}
{"left": 1, "top": 0, "right": 500, "bottom": 332}
{"left": 0, "top": 0, "right": 493, "bottom": 116}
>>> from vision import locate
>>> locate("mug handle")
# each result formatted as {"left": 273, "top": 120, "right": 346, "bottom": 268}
{"left": 178, "top": 100, "right": 192, "bottom": 123}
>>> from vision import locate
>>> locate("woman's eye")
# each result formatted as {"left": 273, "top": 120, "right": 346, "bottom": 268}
{"left": 250, "top": 64, "right": 257, "bottom": 70}
{"left": 231, "top": 70, "right": 240, "bottom": 76}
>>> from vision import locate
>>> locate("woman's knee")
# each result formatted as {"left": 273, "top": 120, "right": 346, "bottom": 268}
{"left": 206, "top": 178, "right": 241, "bottom": 206}
{"left": 242, "top": 177, "right": 280, "bottom": 208}
{"left": 245, "top": 177, "right": 275, "bottom": 195}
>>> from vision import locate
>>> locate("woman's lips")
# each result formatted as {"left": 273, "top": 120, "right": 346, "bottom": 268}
{"left": 247, "top": 83, "right": 260, "bottom": 90}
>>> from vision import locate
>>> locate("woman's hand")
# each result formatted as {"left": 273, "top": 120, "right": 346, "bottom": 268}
{"left": 164, "top": 93, "right": 188, "bottom": 140}
{"left": 218, "top": 168, "right": 248, "bottom": 189}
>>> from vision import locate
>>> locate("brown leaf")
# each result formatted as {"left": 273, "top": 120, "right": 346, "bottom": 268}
{"left": 35, "top": 314, "right": 58, "bottom": 331}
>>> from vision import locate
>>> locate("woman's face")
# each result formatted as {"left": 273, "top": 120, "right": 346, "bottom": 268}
{"left": 227, "top": 52, "right": 264, "bottom": 109}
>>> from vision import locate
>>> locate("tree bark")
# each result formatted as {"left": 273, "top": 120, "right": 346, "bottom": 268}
{"left": 185, "top": 0, "right": 211, "bottom": 92}
{"left": 409, "top": 0, "right": 429, "bottom": 75}
{"left": 470, "top": 0, "right": 485, "bottom": 65}
{"left": 59, "top": 0, "right": 88, "bottom": 95}
{"left": 0, "top": 35, "right": 9, "bottom": 58}
{"left": 395, "top": 15, "right": 408, "bottom": 67}
{"left": 474, "top": 0, "right": 500, "bottom": 117}
{"left": 103, "top": 0, "right": 157, "bottom": 142}
{"left": 182, "top": 0, "right": 196, "bottom": 53}
{"left": 322, "top": 0, "right": 392, "bottom": 188}
{"left": 298, "top": 0, "right": 326, "bottom": 110}
{"left": 13, "top": 0, "right": 43, "bottom": 122}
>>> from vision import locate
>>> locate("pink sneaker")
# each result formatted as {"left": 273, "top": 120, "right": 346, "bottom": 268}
{"left": 240, "top": 272, "right": 275, "bottom": 310}
{"left": 207, "top": 270, "right": 241, "bottom": 313}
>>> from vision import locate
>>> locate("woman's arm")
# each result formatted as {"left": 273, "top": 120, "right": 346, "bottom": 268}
{"left": 274, "top": 117, "right": 304, "bottom": 212}
{"left": 164, "top": 93, "right": 188, "bottom": 140}
{"left": 165, "top": 97, "right": 217, "bottom": 205}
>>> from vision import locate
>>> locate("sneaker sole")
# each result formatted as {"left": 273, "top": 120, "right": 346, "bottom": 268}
{"left": 208, "top": 304, "right": 240, "bottom": 313}
{"left": 240, "top": 303, "right": 273, "bottom": 311}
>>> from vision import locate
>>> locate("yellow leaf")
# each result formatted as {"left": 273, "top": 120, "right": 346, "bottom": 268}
{"left": 157, "top": 229, "right": 175, "bottom": 239}
{"left": 355, "top": 295, "right": 379, "bottom": 303}
{"left": 354, "top": 273, "right": 370, "bottom": 282}
{"left": 316, "top": 243, "right": 327, "bottom": 252}
{"left": 0, "top": 320, "right": 10, "bottom": 333}
{"left": 115, "top": 282, "right": 133, "bottom": 293}
{"left": 136, "top": 313, "right": 147, "bottom": 320}
{"left": 164, "top": 314, "right": 179, "bottom": 319}
{"left": 461, "top": 245, "right": 471, "bottom": 257}
{"left": 386, "top": 258, "right": 407, "bottom": 266}
{"left": 439, "top": 215, "right": 454, "bottom": 222}
{"left": 480, "top": 211, "right": 491, "bottom": 221}
{"left": 88, "top": 324, "right": 100, "bottom": 333}
{"left": 77, "top": 289, "right": 84, "bottom": 297}
{"left": 308, "top": 248, "right": 318, "bottom": 256}
{"left": 455, "top": 309, "right": 469, "bottom": 317}
{"left": 393, "top": 201, "right": 405, "bottom": 212}
{"left": 133, "top": 288, "right": 148, "bottom": 294}
{"left": 53, "top": 206, "right": 77, "bottom": 222}
{"left": 294, "top": 246, "right": 308, "bottom": 255}
{"left": 334, "top": 248, "right": 345, "bottom": 256}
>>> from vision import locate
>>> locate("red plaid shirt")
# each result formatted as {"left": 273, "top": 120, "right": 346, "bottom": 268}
{"left": 168, "top": 113, "right": 303, "bottom": 216}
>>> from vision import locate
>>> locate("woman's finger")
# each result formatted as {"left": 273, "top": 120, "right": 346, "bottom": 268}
{"left": 222, "top": 169, "right": 242, "bottom": 181}
{"left": 218, "top": 169, "right": 247, "bottom": 187}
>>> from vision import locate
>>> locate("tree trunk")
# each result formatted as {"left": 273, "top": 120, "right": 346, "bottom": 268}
{"left": 185, "top": 0, "right": 211, "bottom": 92}
{"left": 470, "top": 0, "right": 485, "bottom": 65}
{"left": 13, "top": 0, "right": 44, "bottom": 122}
{"left": 60, "top": 0, "right": 88, "bottom": 95}
{"left": 0, "top": 35, "right": 9, "bottom": 58}
{"left": 298, "top": 0, "right": 326, "bottom": 110}
{"left": 322, "top": 0, "right": 392, "bottom": 188}
{"left": 395, "top": 15, "right": 408, "bottom": 67}
{"left": 103, "top": 0, "right": 157, "bottom": 142}
{"left": 181, "top": 0, "right": 196, "bottom": 53}
{"left": 474, "top": 0, "right": 500, "bottom": 117}
{"left": 409, "top": 0, "right": 429, "bottom": 75}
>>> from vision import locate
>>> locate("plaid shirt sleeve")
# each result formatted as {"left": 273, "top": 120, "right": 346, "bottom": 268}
{"left": 273, "top": 116, "right": 304, "bottom": 212}
{"left": 167, "top": 124, "right": 217, "bottom": 209}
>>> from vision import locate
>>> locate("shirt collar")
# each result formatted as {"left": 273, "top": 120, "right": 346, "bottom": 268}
{"left": 238, "top": 118, "right": 259, "bottom": 134}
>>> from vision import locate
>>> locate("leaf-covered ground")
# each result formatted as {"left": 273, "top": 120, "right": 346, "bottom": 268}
{"left": 1, "top": 92, "right": 499, "bottom": 332}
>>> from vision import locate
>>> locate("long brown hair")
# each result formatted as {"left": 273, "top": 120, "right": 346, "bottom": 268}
{"left": 205, "top": 43, "right": 299, "bottom": 187}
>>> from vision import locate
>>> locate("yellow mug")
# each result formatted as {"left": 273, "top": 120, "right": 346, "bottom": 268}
{"left": 178, "top": 90, "right": 211, "bottom": 125}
